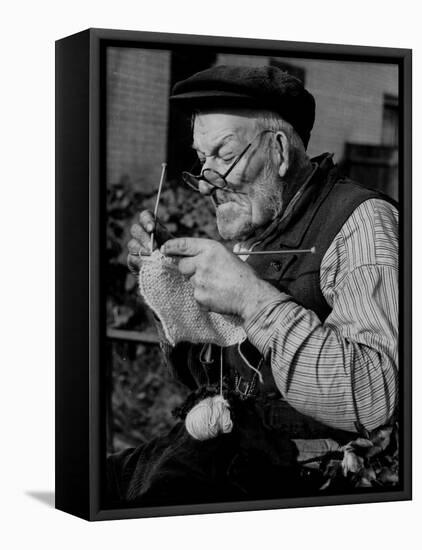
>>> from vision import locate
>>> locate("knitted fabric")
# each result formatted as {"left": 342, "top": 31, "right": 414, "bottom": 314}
{"left": 138, "top": 250, "right": 246, "bottom": 347}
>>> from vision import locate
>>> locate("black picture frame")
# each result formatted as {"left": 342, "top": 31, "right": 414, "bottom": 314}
{"left": 55, "top": 28, "right": 412, "bottom": 521}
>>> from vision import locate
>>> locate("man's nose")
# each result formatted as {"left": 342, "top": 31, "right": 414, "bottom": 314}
{"left": 198, "top": 177, "right": 215, "bottom": 195}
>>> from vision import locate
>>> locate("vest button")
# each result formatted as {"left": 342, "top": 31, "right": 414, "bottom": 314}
{"left": 270, "top": 260, "right": 282, "bottom": 271}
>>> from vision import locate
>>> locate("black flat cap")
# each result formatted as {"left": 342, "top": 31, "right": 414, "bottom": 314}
{"left": 170, "top": 65, "right": 315, "bottom": 148}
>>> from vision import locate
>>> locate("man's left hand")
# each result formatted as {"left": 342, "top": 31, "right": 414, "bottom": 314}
{"left": 161, "top": 238, "right": 280, "bottom": 319}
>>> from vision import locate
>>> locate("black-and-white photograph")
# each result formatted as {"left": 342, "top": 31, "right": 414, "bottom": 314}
{"left": 104, "top": 42, "right": 403, "bottom": 509}
{"left": 5, "top": 0, "right": 420, "bottom": 542}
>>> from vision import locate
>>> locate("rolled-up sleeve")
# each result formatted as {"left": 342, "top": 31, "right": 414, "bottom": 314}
{"left": 244, "top": 199, "right": 398, "bottom": 433}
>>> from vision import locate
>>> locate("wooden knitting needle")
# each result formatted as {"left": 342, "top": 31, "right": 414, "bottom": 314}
{"left": 150, "top": 162, "right": 167, "bottom": 253}
{"left": 233, "top": 246, "right": 316, "bottom": 256}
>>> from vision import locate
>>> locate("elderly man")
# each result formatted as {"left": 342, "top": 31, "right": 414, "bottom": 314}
{"left": 108, "top": 65, "right": 398, "bottom": 505}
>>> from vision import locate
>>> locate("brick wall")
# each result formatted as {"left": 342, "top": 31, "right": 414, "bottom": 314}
{"left": 107, "top": 48, "right": 171, "bottom": 192}
{"left": 292, "top": 58, "right": 398, "bottom": 161}
{"left": 217, "top": 53, "right": 398, "bottom": 163}
{"left": 217, "top": 53, "right": 271, "bottom": 67}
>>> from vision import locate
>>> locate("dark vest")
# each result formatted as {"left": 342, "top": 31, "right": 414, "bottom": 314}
{"left": 248, "top": 155, "right": 395, "bottom": 318}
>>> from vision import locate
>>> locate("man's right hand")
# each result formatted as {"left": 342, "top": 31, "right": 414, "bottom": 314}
{"left": 127, "top": 210, "right": 171, "bottom": 277}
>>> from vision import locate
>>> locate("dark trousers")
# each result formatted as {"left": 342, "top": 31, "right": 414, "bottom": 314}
{"left": 105, "top": 398, "right": 341, "bottom": 507}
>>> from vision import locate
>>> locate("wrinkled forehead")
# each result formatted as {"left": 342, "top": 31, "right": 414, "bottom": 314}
{"left": 192, "top": 108, "right": 259, "bottom": 148}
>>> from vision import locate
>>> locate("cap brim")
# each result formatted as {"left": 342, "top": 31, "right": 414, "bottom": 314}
{"left": 169, "top": 90, "right": 264, "bottom": 111}
{"left": 170, "top": 90, "right": 255, "bottom": 101}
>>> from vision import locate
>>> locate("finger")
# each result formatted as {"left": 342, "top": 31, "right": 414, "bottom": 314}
{"left": 139, "top": 210, "right": 156, "bottom": 233}
{"left": 162, "top": 237, "right": 212, "bottom": 257}
{"left": 130, "top": 224, "right": 151, "bottom": 250}
{"left": 127, "top": 238, "right": 152, "bottom": 257}
{"left": 178, "top": 257, "right": 197, "bottom": 277}
{"left": 193, "top": 288, "right": 209, "bottom": 311}
{"left": 127, "top": 253, "right": 142, "bottom": 276}
{"left": 127, "top": 238, "right": 141, "bottom": 255}
{"left": 138, "top": 211, "right": 172, "bottom": 249}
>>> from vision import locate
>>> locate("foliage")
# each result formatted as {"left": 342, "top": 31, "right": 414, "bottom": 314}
{"left": 106, "top": 176, "right": 218, "bottom": 450}
{"left": 109, "top": 340, "right": 188, "bottom": 452}
{"left": 106, "top": 176, "right": 148, "bottom": 331}
{"left": 300, "top": 423, "right": 400, "bottom": 491}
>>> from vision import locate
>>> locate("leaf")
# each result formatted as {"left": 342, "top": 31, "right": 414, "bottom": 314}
{"left": 378, "top": 467, "right": 399, "bottom": 485}
{"left": 353, "top": 437, "right": 374, "bottom": 448}
{"left": 319, "top": 458, "right": 342, "bottom": 490}
{"left": 370, "top": 426, "right": 393, "bottom": 451}
{"left": 360, "top": 466, "right": 377, "bottom": 482}
{"left": 355, "top": 477, "right": 373, "bottom": 488}
{"left": 111, "top": 305, "right": 134, "bottom": 328}
{"left": 342, "top": 449, "right": 364, "bottom": 476}
{"left": 366, "top": 444, "right": 385, "bottom": 459}
{"left": 125, "top": 273, "right": 137, "bottom": 292}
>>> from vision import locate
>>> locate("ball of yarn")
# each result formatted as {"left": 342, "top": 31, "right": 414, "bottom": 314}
{"left": 185, "top": 395, "right": 233, "bottom": 441}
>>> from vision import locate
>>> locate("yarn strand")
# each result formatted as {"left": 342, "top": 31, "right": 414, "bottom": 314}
{"left": 184, "top": 347, "right": 233, "bottom": 440}
{"left": 237, "top": 342, "right": 264, "bottom": 384}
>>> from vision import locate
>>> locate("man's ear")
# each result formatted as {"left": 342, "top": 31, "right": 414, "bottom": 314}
{"left": 274, "top": 131, "right": 290, "bottom": 178}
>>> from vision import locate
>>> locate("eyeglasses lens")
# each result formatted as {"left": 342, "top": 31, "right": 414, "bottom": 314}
{"left": 182, "top": 169, "right": 226, "bottom": 192}
{"left": 181, "top": 172, "right": 200, "bottom": 190}
{"left": 202, "top": 169, "right": 226, "bottom": 188}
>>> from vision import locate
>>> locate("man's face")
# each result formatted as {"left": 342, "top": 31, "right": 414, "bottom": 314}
{"left": 192, "top": 111, "right": 283, "bottom": 242}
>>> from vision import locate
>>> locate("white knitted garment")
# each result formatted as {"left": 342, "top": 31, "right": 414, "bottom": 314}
{"left": 138, "top": 250, "right": 246, "bottom": 347}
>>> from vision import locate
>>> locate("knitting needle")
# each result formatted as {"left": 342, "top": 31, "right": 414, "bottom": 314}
{"left": 150, "top": 162, "right": 167, "bottom": 253}
{"left": 140, "top": 246, "right": 316, "bottom": 258}
{"left": 233, "top": 246, "right": 316, "bottom": 256}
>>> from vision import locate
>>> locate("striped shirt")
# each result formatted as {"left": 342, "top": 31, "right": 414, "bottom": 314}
{"left": 244, "top": 198, "right": 399, "bottom": 433}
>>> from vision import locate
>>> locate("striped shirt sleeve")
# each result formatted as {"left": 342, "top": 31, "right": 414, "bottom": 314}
{"left": 244, "top": 198, "right": 398, "bottom": 433}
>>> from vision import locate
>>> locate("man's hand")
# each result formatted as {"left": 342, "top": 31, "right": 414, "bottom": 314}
{"left": 161, "top": 238, "right": 281, "bottom": 320}
{"left": 127, "top": 211, "right": 171, "bottom": 277}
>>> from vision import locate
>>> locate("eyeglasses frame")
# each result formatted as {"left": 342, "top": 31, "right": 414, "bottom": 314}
{"left": 182, "top": 129, "right": 276, "bottom": 196}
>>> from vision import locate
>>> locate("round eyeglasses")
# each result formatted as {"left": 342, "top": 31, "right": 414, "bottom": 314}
{"left": 181, "top": 129, "right": 276, "bottom": 196}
